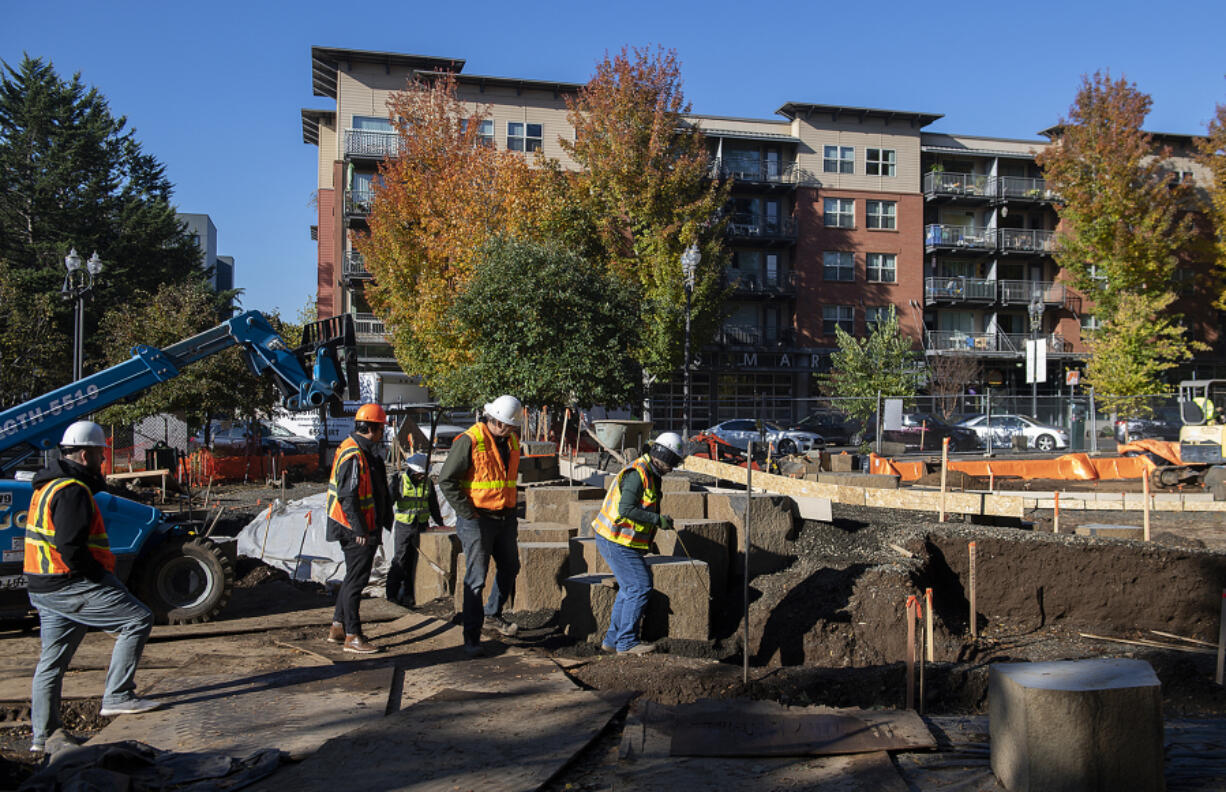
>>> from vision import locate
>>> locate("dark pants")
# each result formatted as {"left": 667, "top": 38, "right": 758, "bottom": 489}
{"left": 455, "top": 513, "right": 519, "bottom": 646}
{"left": 333, "top": 537, "right": 378, "bottom": 636}
{"left": 385, "top": 521, "right": 422, "bottom": 604}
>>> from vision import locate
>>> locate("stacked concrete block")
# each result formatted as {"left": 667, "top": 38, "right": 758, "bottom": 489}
{"left": 660, "top": 474, "right": 692, "bottom": 492}
{"left": 989, "top": 659, "right": 1164, "bottom": 792}
{"left": 661, "top": 490, "right": 706, "bottom": 520}
{"left": 517, "top": 522, "right": 578, "bottom": 543}
{"left": 511, "top": 542, "right": 571, "bottom": 612}
{"left": 524, "top": 485, "right": 604, "bottom": 524}
{"left": 568, "top": 536, "right": 610, "bottom": 575}
{"left": 707, "top": 493, "right": 798, "bottom": 577}
{"left": 830, "top": 453, "right": 857, "bottom": 472}
{"left": 452, "top": 551, "right": 492, "bottom": 614}
{"left": 559, "top": 573, "right": 617, "bottom": 640}
{"left": 641, "top": 557, "right": 711, "bottom": 641}
{"left": 568, "top": 500, "right": 602, "bottom": 538}
{"left": 1074, "top": 524, "right": 1145, "bottom": 540}
{"left": 413, "top": 531, "right": 460, "bottom": 604}
{"left": 817, "top": 472, "right": 899, "bottom": 489}
{"left": 517, "top": 454, "right": 560, "bottom": 484}
{"left": 652, "top": 519, "right": 733, "bottom": 595}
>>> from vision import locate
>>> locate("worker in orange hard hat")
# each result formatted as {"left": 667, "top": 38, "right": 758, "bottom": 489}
{"left": 324, "top": 402, "right": 392, "bottom": 653}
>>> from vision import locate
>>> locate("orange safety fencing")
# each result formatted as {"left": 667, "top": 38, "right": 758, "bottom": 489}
{"left": 179, "top": 449, "right": 320, "bottom": 487}
{"left": 868, "top": 452, "right": 1157, "bottom": 483}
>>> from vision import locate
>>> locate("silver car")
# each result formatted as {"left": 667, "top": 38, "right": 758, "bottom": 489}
{"left": 956, "top": 414, "right": 1069, "bottom": 451}
{"left": 707, "top": 419, "right": 825, "bottom": 455}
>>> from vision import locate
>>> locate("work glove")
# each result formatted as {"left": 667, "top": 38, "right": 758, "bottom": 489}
{"left": 659, "top": 515, "right": 674, "bottom": 532}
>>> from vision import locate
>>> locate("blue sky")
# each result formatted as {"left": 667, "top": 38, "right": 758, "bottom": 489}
{"left": 5, "top": 0, "right": 1225, "bottom": 316}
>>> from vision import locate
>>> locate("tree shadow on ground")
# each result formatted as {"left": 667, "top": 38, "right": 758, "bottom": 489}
{"left": 752, "top": 563, "right": 868, "bottom": 666}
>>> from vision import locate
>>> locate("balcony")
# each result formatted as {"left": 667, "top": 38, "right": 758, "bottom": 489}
{"left": 725, "top": 269, "right": 797, "bottom": 294}
{"left": 923, "top": 172, "right": 992, "bottom": 200}
{"left": 344, "top": 129, "right": 401, "bottom": 160}
{"left": 711, "top": 158, "right": 799, "bottom": 186}
{"left": 996, "top": 176, "right": 1060, "bottom": 203}
{"left": 925, "top": 330, "right": 1076, "bottom": 357}
{"left": 352, "top": 312, "right": 389, "bottom": 343}
{"left": 717, "top": 324, "right": 762, "bottom": 346}
{"left": 345, "top": 187, "right": 375, "bottom": 217}
{"left": 998, "top": 279, "right": 1065, "bottom": 306}
{"left": 924, "top": 224, "right": 995, "bottom": 253}
{"left": 924, "top": 276, "right": 996, "bottom": 303}
{"left": 726, "top": 215, "right": 797, "bottom": 243}
{"left": 342, "top": 251, "right": 372, "bottom": 282}
{"left": 998, "top": 228, "right": 1056, "bottom": 255}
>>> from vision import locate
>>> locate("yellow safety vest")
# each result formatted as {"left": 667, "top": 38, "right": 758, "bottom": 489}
{"left": 592, "top": 455, "right": 660, "bottom": 550}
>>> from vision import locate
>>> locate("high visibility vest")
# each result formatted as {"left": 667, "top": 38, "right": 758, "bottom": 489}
{"left": 24, "top": 478, "right": 116, "bottom": 577}
{"left": 592, "top": 455, "right": 660, "bottom": 550}
{"left": 1194, "top": 397, "right": 1217, "bottom": 424}
{"left": 460, "top": 423, "right": 519, "bottom": 511}
{"left": 326, "top": 436, "right": 377, "bottom": 534}
{"left": 394, "top": 475, "right": 430, "bottom": 525}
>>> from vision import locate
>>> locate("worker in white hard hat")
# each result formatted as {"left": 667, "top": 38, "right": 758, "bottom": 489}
{"left": 24, "top": 421, "right": 160, "bottom": 755}
{"left": 385, "top": 453, "right": 442, "bottom": 608}
{"left": 438, "top": 395, "right": 523, "bottom": 656}
{"left": 591, "top": 432, "right": 687, "bottom": 655}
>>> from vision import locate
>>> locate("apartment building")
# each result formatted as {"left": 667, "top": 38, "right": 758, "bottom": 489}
{"left": 301, "top": 45, "right": 1220, "bottom": 423}
{"left": 178, "top": 212, "right": 236, "bottom": 293}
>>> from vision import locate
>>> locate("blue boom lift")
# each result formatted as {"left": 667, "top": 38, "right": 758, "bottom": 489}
{"left": 0, "top": 311, "right": 356, "bottom": 623}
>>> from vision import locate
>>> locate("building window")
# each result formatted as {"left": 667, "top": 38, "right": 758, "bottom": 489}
{"left": 866, "top": 200, "right": 896, "bottom": 230}
{"left": 865, "top": 305, "right": 894, "bottom": 332}
{"left": 823, "top": 251, "right": 854, "bottom": 282}
{"left": 352, "top": 115, "right": 393, "bottom": 132}
{"left": 823, "top": 145, "right": 854, "bottom": 174}
{"left": 866, "top": 253, "right": 896, "bottom": 283}
{"left": 1080, "top": 314, "right": 1102, "bottom": 331}
{"left": 822, "top": 305, "right": 854, "bottom": 335}
{"left": 866, "top": 148, "right": 897, "bottom": 176}
{"left": 507, "top": 122, "right": 542, "bottom": 152}
{"left": 477, "top": 120, "right": 494, "bottom": 146}
{"left": 823, "top": 197, "right": 854, "bottom": 228}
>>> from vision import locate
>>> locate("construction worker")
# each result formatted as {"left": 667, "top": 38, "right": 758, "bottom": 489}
{"left": 439, "top": 395, "right": 523, "bottom": 657}
{"left": 1193, "top": 395, "right": 1218, "bottom": 424}
{"left": 25, "top": 421, "right": 160, "bottom": 755}
{"left": 592, "top": 432, "right": 686, "bottom": 655}
{"left": 325, "top": 403, "right": 392, "bottom": 653}
{"left": 386, "top": 452, "right": 442, "bottom": 608}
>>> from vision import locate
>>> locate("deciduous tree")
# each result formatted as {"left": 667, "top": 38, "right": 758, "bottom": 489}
{"left": 1196, "top": 96, "right": 1226, "bottom": 308}
{"left": 822, "top": 308, "right": 923, "bottom": 423}
{"left": 927, "top": 353, "right": 982, "bottom": 420}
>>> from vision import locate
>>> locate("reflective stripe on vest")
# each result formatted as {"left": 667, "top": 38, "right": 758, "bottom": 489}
{"left": 592, "top": 455, "right": 660, "bottom": 550}
{"left": 394, "top": 475, "right": 430, "bottom": 524}
{"left": 24, "top": 477, "right": 116, "bottom": 576}
{"left": 460, "top": 423, "right": 519, "bottom": 511}
{"left": 326, "top": 437, "right": 377, "bottom": 534}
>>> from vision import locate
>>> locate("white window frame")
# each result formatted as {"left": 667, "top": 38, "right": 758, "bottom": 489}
{"left": 823, "top": 197, "right": 855, "bottom": 228}
{"left": 823, "top": 145, "right": 854, "bottom": 174}
{"left": 823, "top": 251, "right": 855, "bottom": 282}
{"left": 822, "top": 305, "right": 855, "bottom": 335}
{"left": 865, "top": 305, "right": 894, "bottom": 331}
{"left": 866, "top": 148, "right": 897, "bottom": 177}
{"left": 866, "top": 200, "right": 896, "bottom": 230}
{"left": 477, "top": 119, "right": 494, "bottom": 146}
{"left": 866, "top": 253, "right": 896, "bottom": 283}
{"left": 507, "top": 121, "right": 543, "bottom": 152}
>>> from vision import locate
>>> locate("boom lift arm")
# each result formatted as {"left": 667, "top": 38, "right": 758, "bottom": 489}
{"left": 0, "top": 311, "right": 355, "bottom": 472}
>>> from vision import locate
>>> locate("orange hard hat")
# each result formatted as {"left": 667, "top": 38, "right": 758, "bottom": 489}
{"left": 355, "top": 403, "right": 388, "bottom": 424}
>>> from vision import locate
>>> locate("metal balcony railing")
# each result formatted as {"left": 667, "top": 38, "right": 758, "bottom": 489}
{"left": 924, "top": 276, "right": 996, "bottom": 302}
{"left": 345, "top": 187, "right": 375, "bottom": 216}
{"left": 352, "top": 312, "right": 388, "bottom": 341}
{"left": 998, "top": 228, "right": 1056, "bottom": 254}
{"left": 342, "top": 251, "right": 372, "bottom": 281}
{"left": 344, "top": 129, "right": 401, "bottom": 159}
{"left": 726, "top": 216, "right": 798, "bottom": 239}
{"left": 711, "top": 157, "right": 799, "bottom": 185}
{"left": 995, "top": 176, "right": 1060, "bottom": 202}
{"left": 924, "top": 224, "right": 995, "bottom": 251}
{"left": 926, "top": 330, "right": 1076, "bottom": 356}
{"left": 998, "top": 279, "right": 1065, "bottom": 306}
{"left": 718, "top": 324, "right": 762, "bottom": 345}
{"left": 923, "top": 171, "right": 992, "bottom": 198}
{"left": 725, "top": 270, "right": 797, "bottom": 292}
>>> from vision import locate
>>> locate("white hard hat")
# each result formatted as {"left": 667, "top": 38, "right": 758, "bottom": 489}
{"left": 483, "top": 394, "right": 523, "bottom": 426}
{"left": 653, "top": 432, "right": 685, "bottom": 457}
{"left": 61, "top": 421, "right": 107, "bottom": 449}
{"left": 406, "top": 453, "right": 429, "bottom": 474}
{"left": 650, "top": 432, "right": 686, "bottom": 470}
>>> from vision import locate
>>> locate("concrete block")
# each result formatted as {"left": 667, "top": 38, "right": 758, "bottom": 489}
{"left": 517, "top": 522, "right": 577, "bottom": 543}
{"left": 706, "top": 493, "right": 797, "bottom": 577}
{"left": 879, "top": 441, "right": 907, "bottom": 457}
{"left": 830, "top": 453, "right": 856, "bottom": 473}
{"left": 661, "top": 474, "right": 692, "bottom": 492}
{"left": 521, "top": 441, "right": 557, "bottom": 456}
{"left": 517, "top": 465, "right": 557, "bottom": 484}
{"left": 511, "top": 542, "right": 571, "bottom": 612}
{"left": 989, "top": 659, "right": 1163, "bottom": 792}
{"left": 817, "top": 472, "right": 900, "bottom": 489}
{"left": 1151, "top": 493, "right": 1181, "bottom": 505}
{"left": 1182, "top": 492, "right": 1215, "bottom": 503}
{"left": 452, "top": 551, "right": 494, "bottom": 614}
{"left": 661, "top": 491, "right": 706, "bottom": 520}
{"left": 524, "top": 485, "right": 605, "bottom": 524}
{"left": 568, "top": 536, "right": 610, "bottom": 575}
{"left": 653, "top": 519, "right": 733, "bottom": 594}
{"left": 1075, "top": 523, "right": 1144, "bottom": 540}
{"left": 413, "top": 530, "right": 460, "bottom": 603}
{"left": 792, "top": 496, "right": 833, "bottom": 522}
{"left": 559, "top": 573, "right": 617, "bottom": 640}
{"left": 569, "top": 501, "right": 602, "bottom": 538}
{"left": 642, "top": 556, "right": 711, "bottom": 641}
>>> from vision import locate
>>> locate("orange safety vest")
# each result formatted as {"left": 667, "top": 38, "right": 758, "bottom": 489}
{"left": 325, "top": 436, "right": 377, "bottom": 534}
{"left": 592, "top": 454, "right": 660, "bottom": 550}
{"left": 24, "top": 478, "right": 116, "bottom": 576}
{"left": 460, "top": 423, "right": 519, "bottom": 511}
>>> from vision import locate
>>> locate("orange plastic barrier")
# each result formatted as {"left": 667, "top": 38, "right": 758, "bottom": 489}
{"left": 869, "top": 452, "right": 1155, "bottom": 483}
{"left": 179, "top": 449, "right": 319, "bottom": 485}
{"left": 1115, "top": 439, "right": 1182, "bottom": 465}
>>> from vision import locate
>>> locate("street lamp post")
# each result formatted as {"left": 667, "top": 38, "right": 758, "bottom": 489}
{"left": 1028, "top": 290, "right": 1043, "bottom": 419}
{"left": 681, "top": 244, "right": 700, "bottom": 439}
{"left": 61, "top": 248, "right": 103, "bottom": 382}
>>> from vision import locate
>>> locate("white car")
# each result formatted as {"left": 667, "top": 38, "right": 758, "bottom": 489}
{"left": 956, "top": 414, "right": 1069, "bottom": 451}
{"left": 707, "top": 419, "right": 825, "bottom": 455}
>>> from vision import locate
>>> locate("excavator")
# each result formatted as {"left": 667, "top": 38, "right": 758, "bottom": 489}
{"left": 1121, "top": 380, "right": 1226, "bottom": 496}
{"left": 0, "top": 311, "right": 357, "bottom": 624}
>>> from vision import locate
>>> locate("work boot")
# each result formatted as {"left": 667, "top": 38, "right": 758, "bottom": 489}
{"left": 44, "top": 728, "right": 84, "bottom": 754}
{"left": 618, "top": 642, "right": 657, "bottom": 655}
{"left": 599, "top": 642, "right": 617, "bottom": 653}
{"left": 464, "top": 642, "right": 485, "bottom": 658}
{"left": 327, "top": 622, "right": 345, "bottom": 644}
{"left": 343, "top": 634, "right": 380, "bottom": 654}
{"left": 483, "top": 614, "right": 519, "bottom": 637}
{"left": 100, "top": 697, "right": 162, "bottom": 717}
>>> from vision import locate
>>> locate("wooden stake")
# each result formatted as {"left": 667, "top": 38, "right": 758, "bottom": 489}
{"left": 939, "top": 437, "right": 949, "bottom": 522}
{"left": 905, "top": 595, "right": 917, "bottom": 710}
{"left": 925, "top": 587, "right": 935, "bottom": 662}
{"left": 1143, "top": 475, "right": 1151, "bottom": 541}
{"left": 743, "top": 441, "right": 755, "bottom": 686}
{"left": 968, "top": 541, "right": 978, "bottom": 639}
{"left": 988, "top": 464, "right": 994, "bottom": 492}
{"left": 1217, "top": 589, "right": 1226, "bottom": 686}
{"left": 1053, "top": 491, "right": 1060, "bottom": 533}
{"left": 258, "top": 503, "right": 275, "bottom": 561}
{"left": 560, "top": 407, "right": 570, "bottom": 458}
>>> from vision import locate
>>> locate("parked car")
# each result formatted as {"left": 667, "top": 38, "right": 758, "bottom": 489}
{"left": 706, "top": 419, "right": 825, "bottom": 455}
{"left": 192, "top": 420, "right": 319, "bottom": 456}
{"left": 861, "top": 412, "right": 979, "bottom": 452}
{"left": 956, "top": 413, "right": 1069, "bottom": 451}
{"left": 790, "top": 410, "right": 863, "bottom": 446}
{"left": 1114, "top": 407, "right": 1182, "bottom": 444}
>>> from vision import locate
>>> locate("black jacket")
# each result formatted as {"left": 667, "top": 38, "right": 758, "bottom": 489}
{"left": 326, "top": 432, "right": 392, "bottom": 543}
{"left": 26, "top": 457, "right": 111, "bottom": 593}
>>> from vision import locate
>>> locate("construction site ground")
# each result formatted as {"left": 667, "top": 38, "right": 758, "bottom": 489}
{"left": 3, "top": 470, "right": 1226, "bottom": 788}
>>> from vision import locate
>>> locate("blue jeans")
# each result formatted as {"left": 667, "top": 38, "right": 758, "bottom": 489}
{"left": 455, "top": 513, "right": 519, "bottom": 646}
{"left": 29, "top": 573, "right": 153, "bottom": 743}
{"left": 596, "top": 534, "right": 652, "bottom": 651}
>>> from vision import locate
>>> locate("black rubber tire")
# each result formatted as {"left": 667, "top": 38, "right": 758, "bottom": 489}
{"left": 135, "top": 536, "right": 234, "bottom": 625}
{"left": 777, "top": 439, "right": 798, "bottom": 456}
{"left": 1035, "top": 434, "right": 1057, "bottom": 451}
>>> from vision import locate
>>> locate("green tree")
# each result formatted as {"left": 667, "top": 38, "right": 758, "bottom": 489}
{"left": 433, "top": 238, "right": 640, "bottom": 409}
{"left": 1036, "top": 72, "right": 1192, "bottom": 316}
{"left": 1196, "top": 95, "right": 1226, "bottom": 308}
{"left": 0, "top": 55, "right": 200, "bottom": 381}
{"left": 560, "top": 46, "right": 729, "bottom": 416}
{"left": 1083, "top": 292, "right": 1202, "bottom": 414}
{"left": 821, "top": 308, "right": 923, "bottom": 423}
{"left": 0, "top": 259, "right": 67, "bottom": 407}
